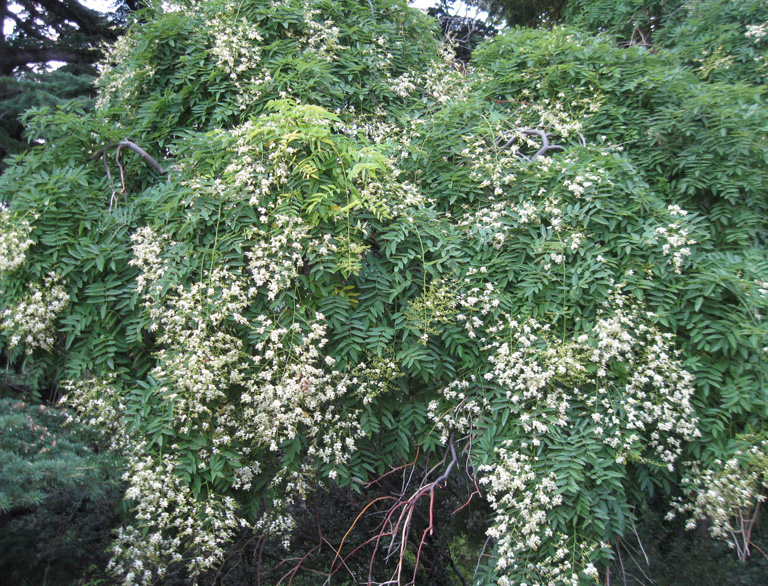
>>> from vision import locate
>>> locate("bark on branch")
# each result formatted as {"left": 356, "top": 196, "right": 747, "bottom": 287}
{"left": 371, "top": 434, "right": 459, "bottom": 585}
{"left": 499, "top": 128, "right": 566, "bottom": 161}
{"left": 90, "top": 140, "right": 168, "bottom": 175}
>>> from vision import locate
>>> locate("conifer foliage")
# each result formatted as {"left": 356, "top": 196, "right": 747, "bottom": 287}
{"left": 0, "top": 0, "right": 132, "bottom": 168}
{"left": 0, "top": 0, "right": 767, "bottom": 584}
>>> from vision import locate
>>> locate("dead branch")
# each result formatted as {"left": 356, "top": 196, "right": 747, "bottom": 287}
{"left": 366, "top": 434, "right": 459, "bottom": 586}
{"left": 90, "top": 139, "right": 168, "bottom": 175}
{"left": 628, "top": 26, "right": 651, "bottom": 48}
{"left": 365, "top": 448, "right": 421, "bottom": 489}
{"left": 212, "top": 533, "right": 262, "bottom": 585}
{"left": 446, "top": 549, "right": 469, "bottom": 586}
{"left": 102, "top": 151, "right": 119, "bottom": 211}
{"left": 116, "top": 144, "right": 127, "bottom": 194}
{"left": 331, "top": 495, "right": 397, "bottom": 576}
{"left": 499, "top": 128, "right": 566, "bottom": 161}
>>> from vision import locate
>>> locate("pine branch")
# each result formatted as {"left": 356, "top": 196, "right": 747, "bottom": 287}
{"left": 0, "top": 46, "right": 101, "bottom": 70}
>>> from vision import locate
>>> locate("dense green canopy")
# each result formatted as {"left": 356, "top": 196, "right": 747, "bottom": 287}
{"left": 1, "top": 0, "right": 767, "bottom": 584}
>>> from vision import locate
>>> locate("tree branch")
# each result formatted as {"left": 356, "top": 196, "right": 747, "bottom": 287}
{"left": 6, "top": 10, "right": 46, "bottom": 41}
{"left": 0, "top": 46, "right": 101, "bottom": 70}
{"left": 25, "top": 0, "right": 119, "bottom": 40}
{"left": 0, "top": 0, "right": 6, "bottom": 44}
{"left": 499, "top": 128, "right": 566, "bottom": 161}
{"left": 364, "top": 434, "right": 459, "bottom": 586}
{"left": 90, "top": 140, "right": 168, "bottom": 175}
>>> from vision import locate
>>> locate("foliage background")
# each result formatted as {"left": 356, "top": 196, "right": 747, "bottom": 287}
{"left": 1, "top": 0, "right": 767, "bottom": 584}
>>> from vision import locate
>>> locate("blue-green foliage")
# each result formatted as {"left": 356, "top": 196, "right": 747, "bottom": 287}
{"left": 0, "top": 395, "right": 119, "bottom": 512}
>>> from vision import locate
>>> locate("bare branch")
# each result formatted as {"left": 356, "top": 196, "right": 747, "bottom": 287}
{"left": 91, "top": 140, "right": 168, "bottom": 175}
{"left": 431, "top": 435, "right": 458, "bottom": 488}
{"left": 116, "top": 144, "right": 127, "bottom": 192}
{"left": 521, "top": 128, "right": 565, "bottom": 160}
{"left": 368, "top": 435, "right": 459, "bottom": 585}
{"left": 499, "top": 128, "right": 567, "bottom": 160}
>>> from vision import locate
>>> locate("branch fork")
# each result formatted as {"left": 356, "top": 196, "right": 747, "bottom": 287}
{"left": 369, "top": 435, "right": 459, "bottom": 586}
{"left": 90, "top": 139, "right": 168, "bottom": 175}
{"left": 90, "top": 140, "right": 168, "bottom": 210}
{"left": 498, "top": 128, "right": 585, "bottom": 161}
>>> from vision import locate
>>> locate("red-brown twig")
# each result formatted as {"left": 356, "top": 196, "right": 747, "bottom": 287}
{"left": 274, "top": 544, "right": 324, "bottom": 586}
{"left": 365, "top": 447, "right": 421, "bottom": 488}
{"left": 366, "top": 434, "right": 459, "bottom": 586}
{"left": 212, "top": 534, "right": 262, "bottom": 585}
{"left": 330, "top": 495, "right": 398, "bottom": 575}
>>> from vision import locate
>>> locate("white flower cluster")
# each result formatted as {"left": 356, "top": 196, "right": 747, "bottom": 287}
{"left": 302, "top": 10, "right": 347, "bottom": 62}
{"left": 233, "top": 313, "right": 382, "bottom": 461}
{"left": 356, "top": 176, "right": 428, "bottom": 219}
{"left": 0, "top": 206, "right": 34, "bottom": 273}
{"left": 306, "top": 357, "right": 398, "bottom": 477}
{"left": 63, "top": 375, "right": 133, "bottom": 452}
{"left": 423, "top": 60, "right": 472, "bottom": 104}
{"left": 220, "top": 120, "right": 287, "bottom": 200}
{"left": 405, "top": 281, "right": 459, "bottom": 339}
{"left": 208, "top": 13, "right": 263, "bottom": 79}
{"left": 108, "top": 453, "right": 244, "bottom": 585}
{"left": 454, "top": 282, "right": 500, "bottom": 341}
{"left": 746, "top": 23, "right": 767, "bottom": 43}
{"left": 429, "top": 297, "right": 698, "bottom": 583}
{"left": 247, "top": 214, "right": 310, "bottom": 300}
{"left": 115, "top": 221, "right": 402, "bottom": 578}
{"left": 336, "top": 117, "right": 400, "bottom": 144}
{"left": 653, "top": 210, "right": 697, "bottom": 273}
{"left": 587, "top": 308, "right": 699, "bottom": 465}
{"left": 95, "top": 34, "right": 141, "bottom": 109}
{"left": 672, "top": 441, "right": 768, "bottom": 559}
{"left": 129, "top": 226, "right": 171, "bottom": 296}
{"left": 562, "top": 168, "right": 606, "bottom": 199}
{"left": 380, "top": 46, "right": 458, "bottom": 107}
{"left": 479, "top": 445, "right": 601, "bottom": 586}
{"left": 462, "top": 125, "right": 519, "bottom": 197}
{"left": 98, "top": 2, "right": 273, "bottom": 112}
{"left": 1, "top": 272, "right": 69, "bottom": 354}
{"left": 219, "top": 107, "right": 429, "bottom": 229}
{"left": 388, "top": 72, "right": 418, "bottom": 98}
{"left": 458, "top": 200, "right": 515, "bottom": 251}
{"left": 456, "top": 153, "right": 611, "bottom": 263}
{"left": 509, "top": 87, "right": 597, "bottom": 138}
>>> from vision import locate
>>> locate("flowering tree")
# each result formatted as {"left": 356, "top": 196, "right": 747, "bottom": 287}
{"left": 1, "top": 0, "right": 767, "bottom": 584}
